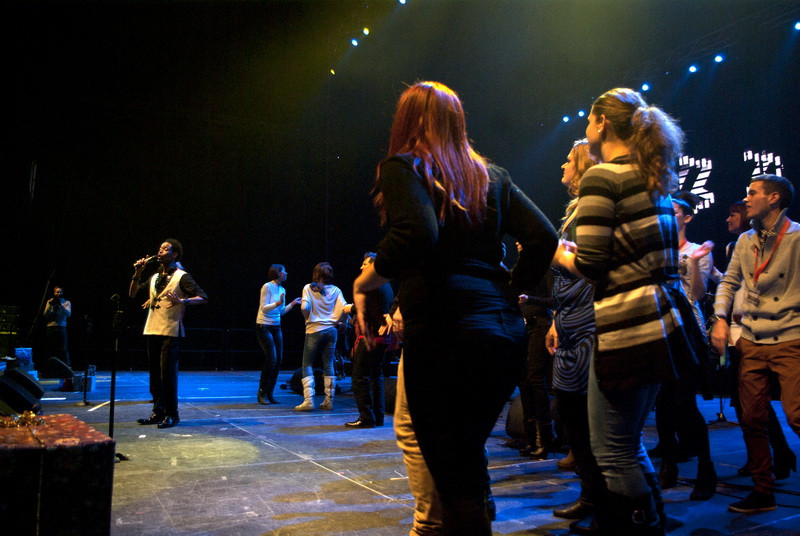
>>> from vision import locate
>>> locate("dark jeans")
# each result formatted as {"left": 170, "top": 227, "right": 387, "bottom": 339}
{"left": 147, "top": 335, "right": 180, "bottom": 418}
{"left": 256, "top": 324, "right": 283, "bottom": 395}
{"left": 654, "top": 375, "right": 712, "bottom": 466}
{"left": 46, "top": 325, "right": 70, "bottom": 366}
{"left": 404, "top": 313, "right": 525, "bottom": 535}
{"left": 555, "top": 389, "right": 606, "bottom": 504}
{"left": 519, "top": 321, "right": 554, "bottom": 445}
{"left": 351, "top": 339, "right": 387, "bottom": 424}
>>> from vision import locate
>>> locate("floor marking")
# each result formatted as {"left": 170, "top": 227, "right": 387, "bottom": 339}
{"left": 218, "top": 419, "right": 407, "bottom": 504}
{"left": 88, "top": 401, "right": 111, "bottom": 411}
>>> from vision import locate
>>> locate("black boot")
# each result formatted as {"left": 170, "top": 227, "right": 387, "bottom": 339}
{"left": 529, "top": 420, "right": 557, "bottom": 459}
{"left": 607, "top": 491, "right": 663, "bottom": 536}
{"left": 658, "top": 459, "right": 678, "bottom": 489}
{"left": 553, "top": 497, "right": 594, "bottom": 519}
{"left": 690, "top": 462, "right": 717, "bottom": 501}
{"left": 774, "top": 447, "right": 797, "bottom": 480}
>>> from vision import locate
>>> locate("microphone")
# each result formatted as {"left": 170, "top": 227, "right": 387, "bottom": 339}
{"left": 133, "top": 255, "right": 158, "bottom": 267}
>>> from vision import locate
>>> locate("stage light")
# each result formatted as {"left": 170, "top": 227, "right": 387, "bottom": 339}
{"left": 399, "top": 0, "right": 407, "bottom": 4}
{"left": 714, "top": 55, "right": 724, "bottom": 63}
{"left": 578, "top": 110, "right": 585, "bottom": 117}
{"left": 363, "top": 28, "right": 370, "bottom": 36}
{"left": 562, "top": 116, "right": 570, "bottom": 123}
{"left": 795, "top": 21, "right": 800, "bottom": 30}
{"left": 689, "top": 65, "right": 698, "bottom": 73}
{"left": 330, "top": 69, "right": 335, "bottom": 75}
{"left": 351, "top": 38, "right": 359, "bottom": 46}
{"left": 641, "top": 83, "right": 650, "bottom": 91}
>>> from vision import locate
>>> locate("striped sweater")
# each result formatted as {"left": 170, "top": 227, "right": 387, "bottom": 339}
{"left": 574, "top": 159, "right": 684, "bottom": 390}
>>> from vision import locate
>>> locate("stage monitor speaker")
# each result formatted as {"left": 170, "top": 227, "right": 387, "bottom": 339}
{"left": 4, "top": 369, "right": 45, "bottom": 398}
{"left": 0, "top": 370, "right": 43, "bottom": 415}
{"left": 44, "top": 357, "right": 74, "bottom": 379}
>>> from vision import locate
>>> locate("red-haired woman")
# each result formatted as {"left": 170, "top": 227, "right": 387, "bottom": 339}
{"left": 353, "top": 81, "right": 558, "bottom": 535}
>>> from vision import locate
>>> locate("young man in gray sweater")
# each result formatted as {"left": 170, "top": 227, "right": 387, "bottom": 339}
{"left": 711, "top": 174, "right": 800, "bottom": 513}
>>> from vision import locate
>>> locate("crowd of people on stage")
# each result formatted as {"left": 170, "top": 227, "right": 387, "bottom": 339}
{"left": 115, "top": 81, "right": 798, "bottom": 535}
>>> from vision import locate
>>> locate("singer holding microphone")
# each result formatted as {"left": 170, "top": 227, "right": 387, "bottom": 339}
{"left": 129, "top": 239, "right": 207, "bottom": 429}
{"left": 43, "top": 286, "right": 72, "bottom": 366}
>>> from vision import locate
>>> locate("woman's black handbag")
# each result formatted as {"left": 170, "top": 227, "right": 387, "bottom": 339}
{"left": 665, "top": 284, "right": 715, "bottom": 399}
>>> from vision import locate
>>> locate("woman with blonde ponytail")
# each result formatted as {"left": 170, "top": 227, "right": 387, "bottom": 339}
{"left": 552, "top": 88, "right": 687, "bottom": 535}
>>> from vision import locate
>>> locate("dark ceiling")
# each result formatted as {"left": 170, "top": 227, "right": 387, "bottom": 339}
{"left": 3, "top": 0, "right": 799, "bottom": 353}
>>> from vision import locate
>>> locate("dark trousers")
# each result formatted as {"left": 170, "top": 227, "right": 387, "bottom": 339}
{"left": 737, "top": 337, "right": 800, "bottom": 493}
{"left": 519, "top": 321, "right": 554, "bottom": 446}
{"left": 46, "top": 325, "right": 70, "bottom": 366}
{"left": 404, "top": 321, "right": 525, "bottom": 535}
{"left": 351, "top": 339, "right": 387, "bottom": 424}
{"left": 555, "top": 389, "right": 606, "bottom": 504}
{"left": 256, "top": 324, "right": 283, "bottom": 395}
{"left": 653, "top": 375, "right": 712, "bottom": 466}
{"left": 147, "top": 335, "right": 180, "bottom": 418}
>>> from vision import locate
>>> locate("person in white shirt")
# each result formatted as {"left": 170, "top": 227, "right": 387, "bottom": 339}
{"left": 255, "top": 264, "right": 300, "bottom": 405}
{"left": 130, "top": 239, "right": 207, "bottom": 429}
{"left": 295, "top": 262, "right": 352, "bottom": 411}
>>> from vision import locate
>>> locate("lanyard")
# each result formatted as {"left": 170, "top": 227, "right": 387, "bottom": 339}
{"left": 752, "top": 219, "right": 790, "bottom": 283}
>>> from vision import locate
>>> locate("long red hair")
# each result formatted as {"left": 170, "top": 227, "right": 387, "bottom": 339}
{"left": 375, "top": 81, "right": 489, "bottom": 225}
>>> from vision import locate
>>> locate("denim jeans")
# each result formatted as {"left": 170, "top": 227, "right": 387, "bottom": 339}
{"left": 588, "top": 357, "right": 660, "bottom": 498}
{"left": 556, "top": 389, "right": 606, "bottom": 504}
{"left": 256, "top": 324, "right": 283, "bottom": 394}
{"left": 301, "top": 327, "right": 337, "bottom": 377}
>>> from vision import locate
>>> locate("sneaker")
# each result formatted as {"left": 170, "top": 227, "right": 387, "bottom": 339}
{"left": 727, "top": 491, "right": 777, "bottom": 513}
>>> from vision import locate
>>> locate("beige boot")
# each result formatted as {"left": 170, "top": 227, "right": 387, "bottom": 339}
{"left": 294, "top": 375, "right": 315, "bottom": 411}
{"left": 319, "top": 376, "right": 336, "bottom": 410}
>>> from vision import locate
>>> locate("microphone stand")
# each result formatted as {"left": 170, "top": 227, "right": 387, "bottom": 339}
{"left": 109, "top": 295, "right": 128, "bottom": 462}
{"left": 77, "top": 314, "right": 93, "bottom": 407}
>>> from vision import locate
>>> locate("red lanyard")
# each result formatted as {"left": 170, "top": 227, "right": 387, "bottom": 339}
{"left": 752, "top": 219, "right": 790, "bottom": 283}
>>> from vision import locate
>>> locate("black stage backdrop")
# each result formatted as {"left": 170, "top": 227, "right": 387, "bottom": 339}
{"left": 3, "top": 0, "right": 799, "bottom": 370}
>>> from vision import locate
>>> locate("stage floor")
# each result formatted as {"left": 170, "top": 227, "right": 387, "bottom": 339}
{"left": 37, "top": 370, "right": 800, "bottom": 536}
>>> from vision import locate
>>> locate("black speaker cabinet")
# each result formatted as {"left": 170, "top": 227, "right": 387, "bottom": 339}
{"left": 44, "top": 356, "right": 74, "bottom": 379}
{"left": 0, "top": 370, "right": 44, "bottom": 415}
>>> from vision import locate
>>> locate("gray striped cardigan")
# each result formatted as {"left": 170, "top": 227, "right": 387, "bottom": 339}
{"left": 574, "top": 159, "right": 685, "bottom": 390}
